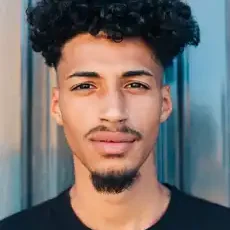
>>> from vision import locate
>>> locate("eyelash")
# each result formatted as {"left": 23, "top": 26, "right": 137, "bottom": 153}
{"left": 70, "top": 82, "right": 150, "bottom": 91}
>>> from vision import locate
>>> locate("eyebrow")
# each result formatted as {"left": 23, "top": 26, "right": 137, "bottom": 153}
{"left": 67, "top": 70, "right": 154, "bottom": 79}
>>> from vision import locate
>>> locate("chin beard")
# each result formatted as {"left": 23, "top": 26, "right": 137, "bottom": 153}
{"left": 90, "top": 169, "right": 140, "bottom": 194}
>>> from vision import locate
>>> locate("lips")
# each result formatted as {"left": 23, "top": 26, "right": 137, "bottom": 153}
{"left": 89, "top": 132, "right": 137, "bottom": 155}
{"left": 89, "top": 131, "right": 137, "bottom": 142}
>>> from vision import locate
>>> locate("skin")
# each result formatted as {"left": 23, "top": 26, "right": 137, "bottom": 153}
{"left": 51, "top": 33, "right": 173, "bottom": 230}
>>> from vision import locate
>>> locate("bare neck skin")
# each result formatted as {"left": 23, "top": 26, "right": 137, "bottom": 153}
{"left": 69, "top": 152, "right": 171, "bottom": 230}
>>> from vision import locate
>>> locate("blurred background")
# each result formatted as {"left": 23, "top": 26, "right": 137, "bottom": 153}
{"left": 1, "top": 0, "right": 230, "bottom": 220}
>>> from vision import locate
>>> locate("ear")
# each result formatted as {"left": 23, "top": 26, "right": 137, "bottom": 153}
{"left": 160, "top": 85, "right": 173, "bottom": 123}
{"left": 51, "top": 87, "right": 63, "bottom": 126}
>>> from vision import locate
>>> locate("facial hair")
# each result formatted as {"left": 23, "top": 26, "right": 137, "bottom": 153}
{"left": 90, "top": 168, "right": 140, "bottom": 194}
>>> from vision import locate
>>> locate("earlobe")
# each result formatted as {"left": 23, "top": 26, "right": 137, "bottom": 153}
{"left": 160, "top": 110, "right": 171, "bottom": 123}
{"left": 160, "top": 85, "right": 172, "bottom": 123}
{"left": 51, "top": 87, "right": 63, "bottom": 126}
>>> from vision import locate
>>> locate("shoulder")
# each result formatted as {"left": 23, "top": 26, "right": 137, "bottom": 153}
{"left": 0, "top": 190, "right": 68, "bottom": 230}
{"left": 0, "top": 199, "right": 56, "bottom": 230}
{"left": 170, "top": 186, "right": 230, "bottom": 229}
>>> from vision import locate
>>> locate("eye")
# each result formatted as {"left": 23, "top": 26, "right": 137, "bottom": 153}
{"left": 70, "top": 83, "right": 96, "bottom": 91}
{"left": 125, "top": 82, "right": 150, "bottom": 90}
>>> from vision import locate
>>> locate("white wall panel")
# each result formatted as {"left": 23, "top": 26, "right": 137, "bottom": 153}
{"left": 0, "top": 0, "right": 22, "bottom": 219}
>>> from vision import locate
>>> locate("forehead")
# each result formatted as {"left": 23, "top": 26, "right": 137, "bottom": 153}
{"left": 58, "top": 33, "right": 162, "bottom": 76}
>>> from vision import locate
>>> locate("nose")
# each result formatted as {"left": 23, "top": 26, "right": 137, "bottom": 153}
{"left": 99, "top": 91, "right": 128, "bottom": 124}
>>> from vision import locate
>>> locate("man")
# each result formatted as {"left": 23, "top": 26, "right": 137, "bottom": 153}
{"left": 0, "top": 0, "right": 230, "bottom": 229}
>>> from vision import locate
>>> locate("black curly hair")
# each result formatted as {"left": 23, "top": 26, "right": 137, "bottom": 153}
{"left": 26, "top": 0, "right": 200, "bottom": 68}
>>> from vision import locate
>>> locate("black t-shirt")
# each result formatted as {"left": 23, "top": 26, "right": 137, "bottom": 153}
{"left": 0, "top": 184, "right": 230, "bottom": 230}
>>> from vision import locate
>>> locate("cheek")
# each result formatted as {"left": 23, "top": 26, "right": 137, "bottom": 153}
{"left": 128, "top": 94, "right": 161, "bottom": 130}
{"left": 59, "top": 94, "right": 99, "bottom": 142}
{"left": 59, "top": 90, "right": 161, "bottom": 137}
{"left": 60, "top": 92, "right": 98, "bottom": 121}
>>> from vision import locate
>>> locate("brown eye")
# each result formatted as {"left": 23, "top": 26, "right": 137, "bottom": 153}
{"left": 125, "top": 82, "right": 149, "bottom": 89}
{"left": 71, "top": 83, "right": 96, "bottom": 91}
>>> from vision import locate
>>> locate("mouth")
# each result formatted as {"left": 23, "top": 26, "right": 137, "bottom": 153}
{"left": 90, "top": 140, "right": 136, "bottom": 155}
{"left": 89, "top": 132, "right": 137, "bottom": 155}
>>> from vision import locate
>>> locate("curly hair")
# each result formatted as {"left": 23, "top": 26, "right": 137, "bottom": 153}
{"left": 26, "top": 0, "right": 200, "bottom": 68}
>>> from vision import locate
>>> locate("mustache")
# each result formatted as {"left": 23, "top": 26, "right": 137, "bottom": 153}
{"left": 85, "top": 125, "right": 143, "bottom": 141}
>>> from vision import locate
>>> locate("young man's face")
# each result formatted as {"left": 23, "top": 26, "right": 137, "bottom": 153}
{"left": 51, "top": 33, "right": 172, "bottom": 191}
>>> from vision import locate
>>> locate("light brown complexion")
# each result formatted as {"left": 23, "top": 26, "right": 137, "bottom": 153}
{"left": 51, "top": 33, "right": 172, "bottom": 230}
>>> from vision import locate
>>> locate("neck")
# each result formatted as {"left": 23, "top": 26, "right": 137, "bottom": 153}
{"left": 70, "top": 153, "right": 170, "bottom": 230}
